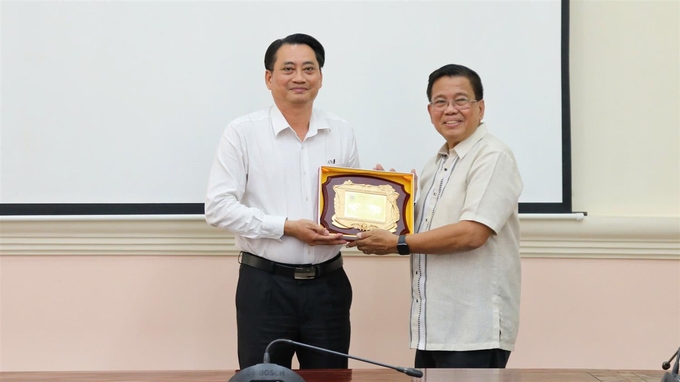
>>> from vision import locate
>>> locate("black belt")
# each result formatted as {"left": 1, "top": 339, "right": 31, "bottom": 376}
{"left": 239, "top": 251, "right": 343, "bottom": 280}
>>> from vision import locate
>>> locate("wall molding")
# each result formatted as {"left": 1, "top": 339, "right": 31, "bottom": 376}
{"left": 1, "top": 216, "right": 678, "bottom": 259}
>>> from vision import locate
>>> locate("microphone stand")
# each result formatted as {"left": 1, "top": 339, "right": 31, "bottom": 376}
{"left": 265, "top": 339, "right": 423, "bottom": 378}
{"left": 229, "top": 338, "right": 423, "bottom": 382}
{"left": 661, "top": 347, "right": 680, "bottom": 382}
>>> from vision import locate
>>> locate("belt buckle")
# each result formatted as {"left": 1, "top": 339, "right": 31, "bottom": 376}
{"left": 294, "top": 266, "right": 317, "bottom": 280}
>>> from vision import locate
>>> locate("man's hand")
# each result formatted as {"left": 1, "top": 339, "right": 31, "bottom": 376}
{"left": 374, "top": 164, "right": 418, "bottom": 196}
{"left": 346, "top": 229, "right": 398, "bottom": 255}
{"left": 284, "top": 219, "right": 347, "bottom": 246}
{"left": 373, "top": 164, "right": 393, "bottom": 171}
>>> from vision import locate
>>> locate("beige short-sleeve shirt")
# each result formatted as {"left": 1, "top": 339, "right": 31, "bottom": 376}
{"left": 411, "top": 123, "right": 523, "bottom": 351}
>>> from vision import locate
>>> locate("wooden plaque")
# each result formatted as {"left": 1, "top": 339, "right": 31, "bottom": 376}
{"left": 318, "top": 166, "right": 415, "bottom": 240}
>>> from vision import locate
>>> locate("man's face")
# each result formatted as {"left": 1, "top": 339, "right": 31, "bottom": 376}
{"left": 427, "top": 76, "right": 485, "bottom": 149}
{"left": 265, "top": 44, "right": 323, "bottom": 108}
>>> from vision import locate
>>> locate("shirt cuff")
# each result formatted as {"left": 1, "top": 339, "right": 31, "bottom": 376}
{"left": 262, "top": 215, "right": 287, "bottom": 240}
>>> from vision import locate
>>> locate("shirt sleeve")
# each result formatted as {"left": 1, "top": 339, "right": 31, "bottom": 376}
{"left": 346, "top": 125, "right": 361, "bottom": 169}
{"left": 459, "top": 150, "right": 523, "bottom": 234}
{"left": 204, "top": 124, "right": 286, "bottom": 240}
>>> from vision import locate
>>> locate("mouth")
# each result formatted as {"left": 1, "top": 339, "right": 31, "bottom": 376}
{"left": 442, "top": 119, "right": 463, "bottom": 127}
{"left": 290, "top": 87, "right": 308, "bottom": 93}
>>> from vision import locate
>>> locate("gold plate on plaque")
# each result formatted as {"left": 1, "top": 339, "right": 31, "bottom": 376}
{"left": 318, "top": 166, "right": 415, "bottom": 240}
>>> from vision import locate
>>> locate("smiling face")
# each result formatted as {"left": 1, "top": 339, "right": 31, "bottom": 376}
{"left": 265, "top": 43, "right": 323, "bottom": 109}
{"left": 427, "top": 75, "right": 485, "bottom": 149}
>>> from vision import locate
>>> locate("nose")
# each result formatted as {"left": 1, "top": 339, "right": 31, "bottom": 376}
{"left": 292, "top": 69, "right": 306, "bottom": 82}
{"left": 444, "top": 101, "right": 459, "bottom": 113}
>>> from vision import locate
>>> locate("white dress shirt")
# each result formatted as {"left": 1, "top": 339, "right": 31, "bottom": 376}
{"left": 411, "top": 123, "right": 523, "bottom": 351}
{"left": 205, "top": 105, "right": 360, "bottom": 265}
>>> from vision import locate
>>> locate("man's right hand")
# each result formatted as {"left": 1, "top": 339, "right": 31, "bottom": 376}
{"left": 284, "top": 219, "right": 347, "bottom": 246}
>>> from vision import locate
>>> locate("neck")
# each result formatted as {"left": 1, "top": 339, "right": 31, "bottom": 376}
{"left": 276, "top": 102, "right": 313, "bottom": 140}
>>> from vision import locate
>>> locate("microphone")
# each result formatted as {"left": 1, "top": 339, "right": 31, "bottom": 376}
{"left": 229, "top": 338, "right": 423, "bottom": 382}
{"left": 661, "top": 347, "right": 680, "bottom": 382}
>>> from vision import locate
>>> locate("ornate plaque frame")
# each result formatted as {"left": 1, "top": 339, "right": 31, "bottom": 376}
{"left": 318, "top": 166, "right": 415, "bottom": 240}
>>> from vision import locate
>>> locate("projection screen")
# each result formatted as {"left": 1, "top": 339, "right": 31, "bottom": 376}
{"left": 0, "top": 0, "right": 571, "bottom": 215}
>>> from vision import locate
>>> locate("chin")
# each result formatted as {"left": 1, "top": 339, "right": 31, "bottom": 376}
{"left": 440, "top": 128, "right": 462, "bottom": 139}
{"left": 443, "top": 132, "right": 464, "bottom": 143}
{"left": 287, "top": 97, "right": 312, "bottom": 104}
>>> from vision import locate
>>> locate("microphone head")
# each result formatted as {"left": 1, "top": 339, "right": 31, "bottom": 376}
{"left": 229, "top": 363, "right": 305, "bottom": 382}
{"left": 396, "top": 366, "right": 423, "bottom": 378}
{"left": 664, "top": 361, "right": 672, "bottom": 370}
{"left": 405, "top": 368, "right": 424, "bottom": 378}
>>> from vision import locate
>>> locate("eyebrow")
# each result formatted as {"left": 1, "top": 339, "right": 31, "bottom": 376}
{"left": 433, "top": 93, "right": 469, "bottom": 99}
{"left": 281, "top": 61, "right": 317, "bottom": 66}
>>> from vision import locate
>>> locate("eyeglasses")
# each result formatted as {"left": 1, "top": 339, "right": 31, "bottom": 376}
{"left": 430, "top": 98, "right": 478, "bottom": 111}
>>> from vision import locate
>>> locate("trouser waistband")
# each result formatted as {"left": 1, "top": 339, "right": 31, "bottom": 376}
{"left": 239, "top": 251, "right": 343, "bottom": 280}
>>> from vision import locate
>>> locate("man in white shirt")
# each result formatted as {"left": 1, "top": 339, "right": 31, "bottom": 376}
{"left": 348, "top": 64, "right": 523, "bottom": 368}
{"left": 205, "top": 33, "right": 360, "bottom": 370}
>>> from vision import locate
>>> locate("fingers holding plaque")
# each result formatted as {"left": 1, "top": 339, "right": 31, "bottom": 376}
{"left": 318, "top": 166, "right": 415, "bottom": 240}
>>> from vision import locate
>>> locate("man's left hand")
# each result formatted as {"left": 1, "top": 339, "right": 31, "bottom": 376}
{"left": 346, "top": 229, "right": 398, "bottom": 255}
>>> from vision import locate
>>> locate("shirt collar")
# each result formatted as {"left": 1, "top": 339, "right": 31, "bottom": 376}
{"left": 270, "top": 105, "right": 330, "bottom": 138}
{"left": 437, "top": 122, "right": 489, "bottom": 159}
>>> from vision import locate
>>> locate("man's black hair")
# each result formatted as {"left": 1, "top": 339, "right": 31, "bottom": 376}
{"left": 264, "top": 33, "right": 325, "bottom": 71}
{"left": 426, "top": 64, "right": 484, "bottom": 101}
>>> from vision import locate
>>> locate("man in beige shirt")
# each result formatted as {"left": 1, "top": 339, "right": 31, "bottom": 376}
{"left": 349, "top": 64, "right": 523, "bottom": 368}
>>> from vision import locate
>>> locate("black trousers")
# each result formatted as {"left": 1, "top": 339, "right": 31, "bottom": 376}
{"left": 235, "top": 263, "right": 352, "bottom": 369}
{"left": 415, "top": 349, "right": 511, "bottom": 368}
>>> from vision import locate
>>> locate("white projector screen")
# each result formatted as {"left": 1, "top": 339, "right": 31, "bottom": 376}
{"left": 0, "top": 0, "right": 571, "bottom": 215}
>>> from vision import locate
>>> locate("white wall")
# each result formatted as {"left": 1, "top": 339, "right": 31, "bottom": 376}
{"left": 1, "top": 0, "right": 679, "bottom": 373}
{"left": 569, "top": 0, "right": 679, "bottom": 216}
